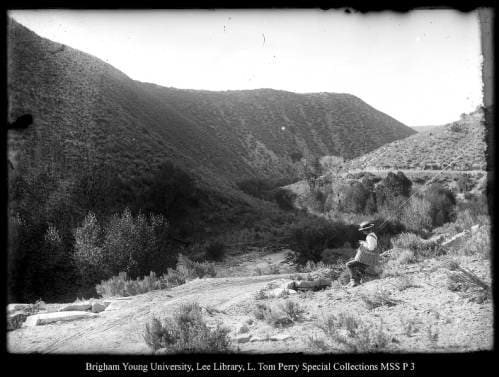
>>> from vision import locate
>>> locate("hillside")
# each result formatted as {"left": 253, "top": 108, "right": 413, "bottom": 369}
{"left": 343, "top": 109, "right": 486, "bottom": 172}
{"left": 8, "top": 18, "right": 415, "bottom": 195}
{"left": 411, "top": 125, "right": 444, "bottom": 133}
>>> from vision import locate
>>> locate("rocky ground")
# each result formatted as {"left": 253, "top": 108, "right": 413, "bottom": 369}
{"left": 7, "top": 246, "right": 492, "bottom": 354}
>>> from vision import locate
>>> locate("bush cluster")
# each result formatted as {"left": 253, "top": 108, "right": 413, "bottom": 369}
{"left": 315, "top": 311, "right": 391, "bottom": 353}
{"left": 96, "top": 254, "right": 216, "bottom": 298}
{"left": 143, "top": 302, "right": 231, "bottom": 353}
{"left": 287, "top": 217, "right": 360, "bottom": 264}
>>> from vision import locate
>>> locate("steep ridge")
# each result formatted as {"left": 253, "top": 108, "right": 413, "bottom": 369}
{"left": 344, "top": 109, "right": 487, "bottom": 172}
{"left": 8, "top": 18, "right": 415, "bottom": 194}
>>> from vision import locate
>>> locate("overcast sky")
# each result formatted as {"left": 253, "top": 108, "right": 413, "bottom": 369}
{"left": 10, "top": 9, "right": 483, "bottom": 127}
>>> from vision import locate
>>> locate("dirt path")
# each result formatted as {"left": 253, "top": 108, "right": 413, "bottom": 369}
{"left": 8, "top": 273, "right": 298, "bottom": 354}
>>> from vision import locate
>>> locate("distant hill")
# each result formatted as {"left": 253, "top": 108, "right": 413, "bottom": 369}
{"left": 8, "top": 18, "right": 415, "bottom": 197}
{"left": 344, "top": 109, "right": 487, "bottom": 171}
{"left": 411, "top": 125, "right": 444, "bottom": 133}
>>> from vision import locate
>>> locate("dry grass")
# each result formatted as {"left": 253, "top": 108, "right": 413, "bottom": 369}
{"left": 392, "top": 233, "right": 444, "bottom": 259}
{"left": 445, "top": 260, "right": 491, "bottom": 303}
{"left": 394, "top": 276, "right": 420, "bottom": 291}
{"left": 360, "top": 290, "right": 403, "bottom": 310}
{"left": 315, "top": 311, "right": 392, "bottom": 353}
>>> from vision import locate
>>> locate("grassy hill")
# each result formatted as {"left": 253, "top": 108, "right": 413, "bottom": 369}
{"left": 8, "top": 18, "right": 415, "bottom": 196}
{"left": 411, "top": 125, "right": 444, "bottom": 133}
{"left": 343, "top": 109, "right": 486, "bottom": 172}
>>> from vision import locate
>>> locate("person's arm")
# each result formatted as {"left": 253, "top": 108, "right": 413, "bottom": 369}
{"left": 365, "top": 234, "right": 377, "bottom": 251}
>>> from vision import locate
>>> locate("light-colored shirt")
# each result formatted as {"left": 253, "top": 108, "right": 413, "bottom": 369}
{"left": 360, "top": 232, "right": 377, "bottom": 251}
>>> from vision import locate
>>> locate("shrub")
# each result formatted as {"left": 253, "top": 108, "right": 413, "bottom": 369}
{"left": 162, "top": 267, "right": 187, "bottom": 287}
{"left": 288, "top": 218, "right": 359, "bottom": 264}
{"left": 95, "top": 253, "right": 213, "bottom": 298}
{"left": 395, "top": 276, "right": 419, "bottom": 291}
{"left": 393, "top": 249, "right": 416, "bottom": 265}
{"left": 279, "top": 300, "right": 305, "bottom": 322}
{"left": 143, "top": 302, "right": 231, "bottom": 353}
{"left": 360, "top": 290, "right": 401, "bottom": 310}
{"left": 400, "top": 197, "right": 433, "bottom": 233}
{"left": 445, "top": 260, "right": 491, "bottom": 303}
{"left": 422, "top": 184, "right": 456, "bottom": 227}
{"left": 392, "top": 232, "right": 444, "bottom": 259}
{"left": 204, "top": 241, "right": 226, "bottom": 261}
{"left": 316, "top": 312, "right": 391, "bottom": 353}
{"left": 268, "top": 264, "right": 280, "bottom": 274}
{"left": 450, "top": 121, "right": 465, "bottom": 132}
{"left": 458, "top": 192, "right": 488, "bottom": 218}
{"left": 454, "top": 225, "right": 490, "bottom": 258}
{"left": 96, "top": 271, "right": 128, "bottom": 297}
{"left": 176, "top": 254, "right": 217, "bottom": 279}
{"left": 337, "top": 181, "right": 371, "bottom": 213}
{"left": 253, "top": 302, "right": 271, "bottom": 320}
{"left": 320, "top": 248, "right": 353, "bottom": 265}
{"left": 253, "top": 303, "right": 293, "bottom": 327}
{"left": 375, "top": 171, "right": 412, "bottom": 208}
{"left": 95, "top": 271, "right": 174, "bottom": 298}
{"left": 254, "top": 289, "right": 267, "bottom": 300}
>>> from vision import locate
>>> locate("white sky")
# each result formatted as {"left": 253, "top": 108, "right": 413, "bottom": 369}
{"left": 10, "top": 9, "right": 483, "bottom": 127}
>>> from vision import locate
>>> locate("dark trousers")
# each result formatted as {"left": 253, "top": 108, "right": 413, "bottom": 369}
{"left": 346, "top": 260, "right": 367, "bottom": 283}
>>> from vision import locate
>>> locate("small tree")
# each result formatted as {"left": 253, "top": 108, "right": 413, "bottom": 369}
{"left": 73, "top": 212, "right": 108, "bottom": 285}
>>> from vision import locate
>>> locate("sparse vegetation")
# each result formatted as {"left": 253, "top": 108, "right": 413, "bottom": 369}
{"left": 279, "top": 300, "right": 306, "bottom": 322}
{"left": 95, "top": 254, "right": 215, "bottom": 298}
{"left": 451, "top": 224, "right": 490, "bottom": 258}
{"left": 394, "top": 276, "right": 419, "bottom": 291}
{"left": 252, "top": 301, "right": 302, "bottom": 327}
{"left": 400, "top": 316, "right": 420, "bottom": 337}
{"left": 445, "top": 260, "right": 490, "bottom": 303}
{"left": 360, "top": 290, "right": 402, "bottom": 310}
{"left": 143, "top": 302, "right": 231, "bottom": 353}
{"left": 392, "top": 233, "right": 444, "bottom": 259}
{"left": 316, "top": 311, "right": 391, "bottom": 352}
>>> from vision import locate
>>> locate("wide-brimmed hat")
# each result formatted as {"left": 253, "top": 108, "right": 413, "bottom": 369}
{"left": 359, "top": 221, "right": 374, "bottom": 231}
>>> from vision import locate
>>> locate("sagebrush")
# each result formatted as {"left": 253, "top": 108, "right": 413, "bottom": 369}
{"left": 143, "top": 302, "right": 231, "bottom": 353}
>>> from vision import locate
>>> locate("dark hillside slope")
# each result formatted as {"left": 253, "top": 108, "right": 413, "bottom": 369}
{"left": 142, "top": 86, "right": 416, "bottom": 170}
{"left": 8, "top": 18, "right": 415, "bottom": 197}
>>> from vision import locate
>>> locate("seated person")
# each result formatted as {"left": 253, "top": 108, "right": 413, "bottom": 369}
{"left": 346, "top": 221, "right": 379, "bottom": 287}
